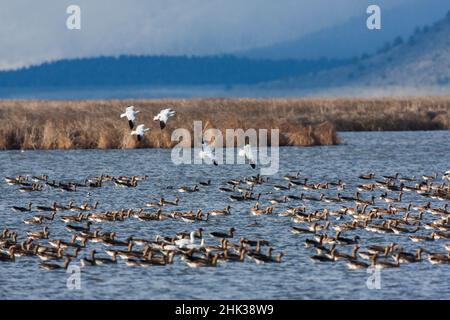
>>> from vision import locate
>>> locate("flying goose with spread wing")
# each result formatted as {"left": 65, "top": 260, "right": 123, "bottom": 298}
{"left": 120, "top": 106, "right": 140, "bottom": 129}
{"left": 199, "top": 139, "right": 218, "bottom": 166}
{"left": 238, "top": 144, "right": 256, "bottom": 169}
{"left": 154, "top": 108, "right": 176, "bottom": 129}
{"left": 131, "top": 124, "right": 150, "bottom": 142}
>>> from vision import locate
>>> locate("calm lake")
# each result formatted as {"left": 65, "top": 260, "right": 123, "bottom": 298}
{"left": 0, "top": 131, "right": 449, "bottom": 299}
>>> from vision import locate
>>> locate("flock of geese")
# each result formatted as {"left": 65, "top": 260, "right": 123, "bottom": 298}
{"left": 0, "top": 105, "right": 449, "bottom": 273}
{"left": 1, "top": 169, "right": 450, "bottom": 272}
{"left": 120, "top": 105, "right": 176, "bottom": 141}
{"left": 120, "top": 105, "right": 255, "bottom": 166}
{"left": 1, "top": 172, "right": 286, "bottom": 269}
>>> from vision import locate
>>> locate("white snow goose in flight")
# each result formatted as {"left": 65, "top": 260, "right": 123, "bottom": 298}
{"left": 154, "top": 108, "right": 176, "bottom": 129}
{"left": 199, "top": 139, "right": 218, "bottom": 166}
{"left": 238, "top": 144, "right": 256, "bottom": 169}
{"left": 131, "top": 124, "right": 150, "bottom": 142}
{"left": 120, "top": 106, "right": 140, "bottom": 130}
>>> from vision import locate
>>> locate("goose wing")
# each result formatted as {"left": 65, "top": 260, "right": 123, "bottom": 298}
{"left": 154, "top": 108, "right": 176, "bottom": 129}
{"left": 199, "top": 141, "right": 218, "bottom": 166}
{"left": 239, "top": 144, "right": 256, "bottom": 168}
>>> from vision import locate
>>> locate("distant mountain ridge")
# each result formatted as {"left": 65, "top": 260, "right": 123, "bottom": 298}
{"left": 0, "top": 10, "right": 448, "bottom": 97}
{"left": 237, "top": 0, "right": 450, "bottom": 60}
{"left": 268, "top": 11, "right": 450, "bottom": 93}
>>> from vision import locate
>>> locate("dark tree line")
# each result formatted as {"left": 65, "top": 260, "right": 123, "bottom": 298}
{"left": 0, "top": 55, "right": 348, "bottom": 88}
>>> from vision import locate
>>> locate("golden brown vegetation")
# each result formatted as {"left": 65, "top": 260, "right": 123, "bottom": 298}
{"left": 0, "top": 97, "right": 448, "bottom": 150}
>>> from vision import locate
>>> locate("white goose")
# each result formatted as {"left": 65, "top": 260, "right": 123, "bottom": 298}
{"left": 120, "top": 106, "right": 139, "bottom": 129}
{"left": 238, "top": 144, "right": 256, "bottom": 169}
{"left": 185, "top": 238, "right": 206, "bottom": 250}
{"left": 199, "top": 140, "right": 218, "bottom": 166}
{"left": 174, "top": 231, "right": 197, "bottom": 248}
{"left": 154, "top": 108, "right": 176, "bottom": 129}
{"left": 131, "top": 124, "right": 150, "bottom": 142}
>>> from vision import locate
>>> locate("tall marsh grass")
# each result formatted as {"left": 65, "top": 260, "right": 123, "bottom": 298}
{"left": 1, "top": 97, "right": 447, "bottom": 150}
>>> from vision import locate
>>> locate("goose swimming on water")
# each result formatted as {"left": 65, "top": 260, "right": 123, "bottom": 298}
{"left": 422, "top": 173, "right": 437, "bottom": 181}
{"left": 219, "top": 185, "right": 235, "bottom": 192}
{"left": 178, "top": 185, "right": 199, "bottom": 193}
{"left": 210, "top": 227, "right": 235, "bottom": 239}
{"left": 0, "top": 247, "right": 15, "bottom": 262}
{"left": 359, "top": 172, "right": 375, "bottom": 180}
{"left": 273, "top": 183, "right": 292, "bottom": 191}
{"left": 393, "top": 248, "right": 423, "bottom": 263}
{"left": 174, "top": 231, "right": 197, "bottom": 248}
{"left": 371, "top": 254, "right": 400, "bottom": 268}
{"left": 346, "top": 258, "right": 369, "bottom": 269}
{"left": 27, "top": 226, "right": 49, "bottom": 240}
{"left": 283, "top": 171, "right": 300, "bottom": 181}
{"left": 185, "top": 253, "right": 219, "bottom": 268}
{"left": 40, "top": 258, "right": 71, "bottom": 271}
{"left": 80, "top": 249, "right": 97, "bottom": 267}
{"left": 12, "top": 202, "right": 32, "bottom": 212}
{"left": 208, "top": 206, "right": 231, "bottom": 216}
{"left": 65, "top": 221, "right": 92, "bottom": 233}
{"left": 248, "top": 247, "right": 284, "bottom": 264}
{"left": 36, "top": 202, "right": 57, "bottom": 212}
{"left": 199, "top": 179, "right": 211, "bottom": 186}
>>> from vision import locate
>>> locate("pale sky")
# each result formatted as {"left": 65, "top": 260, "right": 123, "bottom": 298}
{"left": 0, "top": 0, "right": 410, "bottom": 70}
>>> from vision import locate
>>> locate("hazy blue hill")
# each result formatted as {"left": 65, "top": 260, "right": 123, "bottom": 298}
{"left": 0, "top": 55, "right": 348, "bottom": 88}
{"left": 265, "top": 11, "right": 450, "bottom": 95}
{"left": 238, "top": 0, "right": 450, "bottom": 60}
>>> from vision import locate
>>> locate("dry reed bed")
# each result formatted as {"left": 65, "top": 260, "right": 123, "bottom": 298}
{"left": 0, "top": 97, "right": 449, "bottom": 150}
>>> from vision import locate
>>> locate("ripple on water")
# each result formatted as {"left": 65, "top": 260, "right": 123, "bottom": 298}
{"left": 0, "top": 131, "right": 450, "bottom": 299}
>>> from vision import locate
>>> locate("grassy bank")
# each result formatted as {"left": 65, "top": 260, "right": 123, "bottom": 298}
{"left": 0, "top": 97, "right": 448, "bottom": 150}
{"left": 0, "top": 99, "right": 339, "bottom": 150}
